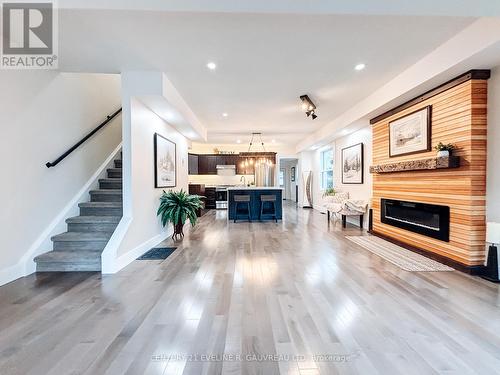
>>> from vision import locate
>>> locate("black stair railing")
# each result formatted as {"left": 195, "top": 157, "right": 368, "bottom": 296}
{"left": 46, "top": 108, "right": 122, "bottom": 168}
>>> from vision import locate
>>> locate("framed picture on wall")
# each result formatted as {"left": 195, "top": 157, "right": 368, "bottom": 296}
{"left": 291, "top": 167, "right": 296, "bottom": 182}
{"left": 342, "top": 143, "right": 364, "bottom": 184}
{"left": 389, "top": 105, "right": 431, "bottom": 157}
{"left": 154, "top": 133, "right": 176, "bottom": 188}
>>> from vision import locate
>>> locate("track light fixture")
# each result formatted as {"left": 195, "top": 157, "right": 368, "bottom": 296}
{"left": 300, "top": 95, "right": 318, "bottom": 120}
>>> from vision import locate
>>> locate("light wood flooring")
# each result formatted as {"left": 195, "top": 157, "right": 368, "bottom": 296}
{"left": 1, "top": 202, "right": 499, "bottom": 375}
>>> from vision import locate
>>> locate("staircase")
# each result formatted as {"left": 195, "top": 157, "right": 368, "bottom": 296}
{"left": 34, "top": 157, "right": 122, "bottom": 272}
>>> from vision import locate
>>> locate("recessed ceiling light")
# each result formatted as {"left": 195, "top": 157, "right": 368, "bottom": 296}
{"left": 206, "top": 62, "right": 217, "bottom": 70}
{"left": 236, "top": 139, "right": 241, "bottom": 144}
{"left": 354, "top": 63, "right": 366, "bottom": 71}
{"left": 271, "top": 139, "right": 276, "bottom": 143}
{"left": 222, "top": 112, "right": 228, "bottom": 117}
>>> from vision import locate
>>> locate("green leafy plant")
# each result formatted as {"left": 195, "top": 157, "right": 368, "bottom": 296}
{"left": 434, "top": 142, "right": 456, "bottom": 152}
{"left": 322, "top": 187, "right": 336, "bottom": 197}
{"left": 157, "top": 190, "right": 204, "bottom": 239}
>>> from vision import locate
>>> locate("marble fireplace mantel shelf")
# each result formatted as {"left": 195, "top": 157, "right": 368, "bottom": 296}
{"left": 370, "top": 156, "right": 460, "bottom": 174}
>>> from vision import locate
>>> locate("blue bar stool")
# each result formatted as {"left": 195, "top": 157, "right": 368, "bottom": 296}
{"left": 260, "top": 194, "right": 277, "bottom": 222}
{"left": 234, "top": 195, "right": 251, "bottom": 222}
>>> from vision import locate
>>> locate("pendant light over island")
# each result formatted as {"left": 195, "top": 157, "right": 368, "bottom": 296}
{"left": 239, "top": 133, "right": 276, "bottom": 186}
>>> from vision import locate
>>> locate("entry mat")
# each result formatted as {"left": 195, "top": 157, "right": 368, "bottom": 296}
{"left": 346, "top": 236, "right": 454, "bottom": 272}
{"left": 137, "top": 247, "right": 177, "bottom": 260}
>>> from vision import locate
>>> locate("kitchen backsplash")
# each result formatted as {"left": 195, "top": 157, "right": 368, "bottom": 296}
{"left": 188, "top": 174, "right": 255, "bottom": 186}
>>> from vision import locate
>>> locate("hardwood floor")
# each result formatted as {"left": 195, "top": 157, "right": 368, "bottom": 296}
{"left": 1, "top": 202, "right": 499, "bottom": 375}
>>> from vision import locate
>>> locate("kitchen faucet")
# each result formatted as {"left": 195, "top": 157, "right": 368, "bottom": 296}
{"left": 240, "top": 176, "right": 246, "bottom": 186}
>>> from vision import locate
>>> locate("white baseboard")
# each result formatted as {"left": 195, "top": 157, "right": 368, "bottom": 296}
{"left": 0, "top": 143, "right": 122, "bottom": 287}
{"left": 100, "top": 215, "right": 132, "bottom": 274}
{"left": 112, "top": 228, "right": 173, "bottom": 273}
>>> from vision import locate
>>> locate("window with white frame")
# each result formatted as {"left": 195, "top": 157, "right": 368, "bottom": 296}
{"left": 320, "top": 148, "right": 334, "bottom": 190}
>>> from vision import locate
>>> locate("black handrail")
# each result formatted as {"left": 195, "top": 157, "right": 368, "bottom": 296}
{"left": 45, "top": 108, "right": 122, "bottom": 168}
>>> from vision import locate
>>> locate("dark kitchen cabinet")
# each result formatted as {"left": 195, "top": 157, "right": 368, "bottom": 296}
{"left": 188, "top": 154, "right": 199, "bottom": 175}
{"left": 206, "top": 156, "right": 218, "bottom": 174}
{"left": 197, "top": 155, "right": 208, "bottom": 174}
{"left": 219, "top": 155, "right": 247, "bottom": 174}
{"left": 196, "top": 156, "right": 204, "bottom": 174}
{"left": 204, "top": 187, "right": 216, "bottom": 209}
{"left": 194, "top": 154, "right": 252, "bottom": 175}
{"left": 197, "top": 155, "right": 217, "bottom": 175}
{"left": 226, "top": 155, "right": 240, "bottom": 167}
{"left": 189, "top": 184, "right": 207, "bottom": 215}
{"left": 188, "top": 184, "right": 205, "bottom": 196}
{"left": 216, "top": 155, "right": 226, "bottom": 166}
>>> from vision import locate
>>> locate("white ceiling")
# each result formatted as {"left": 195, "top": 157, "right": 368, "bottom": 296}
{"left": 58, "top": 10, "right": 474, "bottom": 145}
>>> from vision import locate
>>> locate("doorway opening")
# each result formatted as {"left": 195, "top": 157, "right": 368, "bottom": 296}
{"left": 278, "top": 158, "right": 299, "bottom": 203}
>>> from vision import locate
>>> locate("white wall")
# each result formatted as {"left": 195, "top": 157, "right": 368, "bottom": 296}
{"left": 299, "top": 125, "right": 372, "bottom": 227}
{"left": 115, "top": 99, "right": 189, "bottom": 259}
{"left": 487, "top": 67, "right": 500, "bottom": 223}
{"left": 334, "top": 126, "right": 373, "bottom": 227}
{"left": 0, "top": 71, "right": 121, "bottom": 285}
{"left": 100, "top": 71, "right": 191, "bottom": 273}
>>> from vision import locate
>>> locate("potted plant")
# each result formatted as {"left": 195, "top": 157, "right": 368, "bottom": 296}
{"left": 435, "top": 142, "right": 456, "bottom": 158}
{"left": 157, "top": 189, "right": 204, "bottom": 240}
{"left": 322, "top": 187, "right": 336, "bottom": 198}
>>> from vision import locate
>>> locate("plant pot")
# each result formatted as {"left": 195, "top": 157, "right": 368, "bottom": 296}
{"left": 437, "top": 150, "right": 450, "bottom": 158}
{"left": 172, "top": 222, "right": 185, "bottom": 240}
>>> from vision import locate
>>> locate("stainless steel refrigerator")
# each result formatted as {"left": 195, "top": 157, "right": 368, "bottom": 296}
{"left": 254, "top": 162, "right": 275, "bottom": 187}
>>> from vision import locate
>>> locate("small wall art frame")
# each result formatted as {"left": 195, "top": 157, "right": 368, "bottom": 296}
{"left": 154, "top": 133, "right": 176, "bottom": 188}
{"left": 342, "top": 142, "right": 364, "bottom": 184}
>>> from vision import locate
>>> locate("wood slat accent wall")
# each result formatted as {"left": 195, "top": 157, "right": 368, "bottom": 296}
{"left": 371, "top": 79, "right": 487, "bottom": 266}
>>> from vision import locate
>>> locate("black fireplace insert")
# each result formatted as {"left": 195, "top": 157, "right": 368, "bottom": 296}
{"left": 381, "top": 199, "right": 450, "bottom": 241}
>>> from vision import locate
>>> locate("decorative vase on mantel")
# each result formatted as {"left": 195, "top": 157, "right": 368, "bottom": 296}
{"left": 435, "top": 142, "right": 455, "bottom": 159}
{"left": 437, "top": 150, "right": 450, "bottom": 158}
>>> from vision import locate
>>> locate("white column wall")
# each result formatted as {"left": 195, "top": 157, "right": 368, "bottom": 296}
{"left": 102, "top": 72, "right": 189, "bottom": 272}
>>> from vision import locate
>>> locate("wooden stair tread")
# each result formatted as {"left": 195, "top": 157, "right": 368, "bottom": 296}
{"left": 89, "top": 189, "right": 122, "bottom": 195}
{"left": 66, "top": 216, "right": 121, "bottom": 224}
{"left": 51, "top": 232, "right": 112, "bottom": 242}
{"left": 34, "top": 251, "right": 101, "bottom": 262}
{"left": 78, "top": 202, "right": 122, "bottom": 208}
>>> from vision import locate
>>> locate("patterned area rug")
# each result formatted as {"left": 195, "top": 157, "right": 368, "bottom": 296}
{"left": 137, "top": 247, "right": 177, "bottom": 260}
{"left": 346, "top": 236, "right": 454, "bottom": 272}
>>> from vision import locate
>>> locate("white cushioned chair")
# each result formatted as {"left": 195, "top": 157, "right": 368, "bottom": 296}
{"left": 323, "top": 191, "right": 368, "bottom": 229}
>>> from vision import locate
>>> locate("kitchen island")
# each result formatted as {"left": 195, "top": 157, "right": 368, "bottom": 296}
{"left": 227, "top": 187, "right": 283, "bottom": 221}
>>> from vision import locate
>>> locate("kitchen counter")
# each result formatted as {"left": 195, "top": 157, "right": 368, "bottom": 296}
{"left": 228, "top": 188, "right": 282, "bottom": 221}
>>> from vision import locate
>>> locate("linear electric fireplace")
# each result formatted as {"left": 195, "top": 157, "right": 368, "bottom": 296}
{"left": 381, "top": 199, "right": 450, "bottom": 242}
